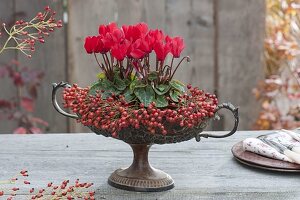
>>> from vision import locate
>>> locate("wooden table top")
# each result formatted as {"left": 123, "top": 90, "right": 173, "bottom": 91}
{"left": 0, "top": 131, "right": 299, "bottom": 200}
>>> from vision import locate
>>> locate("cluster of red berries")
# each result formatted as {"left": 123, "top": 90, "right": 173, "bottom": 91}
{"left": 1, "top": 6, "right": 62, "bottom": 58}
{"left": 63, "top": 84, "right": 218, "bottom": 137}
{"left": 0, "top": 170, "right": 95, "bottom": 200}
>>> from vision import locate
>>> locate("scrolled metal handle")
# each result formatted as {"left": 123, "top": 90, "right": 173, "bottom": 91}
{"left": 195, "top": 102, "right": 239, "bottom": 141}
{"left": 52, "top": 81, "right": 79, "bottom": 119}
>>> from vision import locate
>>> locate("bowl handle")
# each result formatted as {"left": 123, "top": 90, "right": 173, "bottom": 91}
{"left": 195, "top": 103, "right": 239, "bottom": 142}
{"left": 52, "top": 81, "right": 79, "bottom": 119}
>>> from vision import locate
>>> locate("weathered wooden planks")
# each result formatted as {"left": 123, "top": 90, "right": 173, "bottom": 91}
{"left": 0, "top": 131, "right": 299, "bottom": 199}
{"left": 0, "top": 0, "right": 265, "bottom": 133}
{"left": 218, "top": 0, "right": 265, "bottom": 130}
{"left": 0, "top": 0, "right": 17, "bottom": 132}
{"left": 0, "top": 0, "right": 68, "bottom": 133}
{"left": 14, "top": 0, "right": 68, "bottom": 133}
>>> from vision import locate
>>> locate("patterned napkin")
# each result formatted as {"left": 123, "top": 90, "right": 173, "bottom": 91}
{"left": 242, "top": 131, "right": 300, "bottom": 163}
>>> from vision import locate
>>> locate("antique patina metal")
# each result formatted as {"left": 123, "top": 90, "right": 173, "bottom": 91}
{"left": 52, "top": 81, "right": 239, "bottom": 192}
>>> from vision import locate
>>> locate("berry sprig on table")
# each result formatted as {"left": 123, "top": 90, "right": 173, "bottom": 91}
{"left": 0, "top": 170, "right": 95, "bottom": 200}
{"left": 63, "top": 84, "right": 218, "bottom": 136}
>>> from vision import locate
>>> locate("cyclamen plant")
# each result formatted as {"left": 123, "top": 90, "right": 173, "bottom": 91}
{"left": 83, "top": 22, "right": 191, "bottom": 107}
{"left": 63, "top": 22, "right": 218, "bottom": 137}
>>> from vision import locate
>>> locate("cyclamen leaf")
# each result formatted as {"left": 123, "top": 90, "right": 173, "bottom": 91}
{"left": 157, "top": 84, "right": 170, "bottom": 92}
{"left": 170, "top": 80, "right": 185, "bottom": 92}
{"left": 114, "top": 76, "right": 127, "bottom": 91}
{"left": 134, "top": 85, "right": 155, "bottom": 107}
{"left": 154, "top": 95, "right": 168, "bottom": 108}
{"left": 170, "top": 89, "right": 181, "bottom": 102}
{"left": 148, "top": 71, "right": 159, "bottom": 81}
{"left": 153, "top": 86, "right": 170, "bottom": 95}
{"left": 89, "top": 79, "right": 120, "bottom": 97}
{"left": 89, "top": 81, "right": 102, "bottom": 96}
{"left": 124, "top": 89, "right": 135, "bottom": 102}
{"left": 135, "top": 82, "right": 147, "bottom": 88}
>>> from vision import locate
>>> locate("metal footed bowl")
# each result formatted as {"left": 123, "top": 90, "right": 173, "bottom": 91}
{"left": 52, "top": 81, "right": 239, "bottom": 192}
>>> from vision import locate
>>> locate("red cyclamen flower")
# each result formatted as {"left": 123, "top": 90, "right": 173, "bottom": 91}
{"left": 129, "top": 39, "right": 146, "bottom": 59}
{"left": 84, "top": 36, "right": 98, "bottom": 54}
{"left": 153, "top": 41, "right": 171, "bottom": 61}
{"left": 169, "top": 36, "right": 185, "bottom": 58}
{"left": 122, "top": 22, "right": 148, "bottom": 42}
{"left": 111, "top": 40, "right": 131, "bottom": 61}
{"left": 95, "top": 35, "right": 111, "bottom": 53}
{"left": 98, "top": 22, "right": 118, "bottom": 36}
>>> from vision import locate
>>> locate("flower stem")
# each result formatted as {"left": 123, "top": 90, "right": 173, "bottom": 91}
{"left": 170, "top": 56, "right": 190, "bottom": 80}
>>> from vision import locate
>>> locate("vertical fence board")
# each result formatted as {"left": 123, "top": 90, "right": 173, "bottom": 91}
{"left": 165, "top": 0, "right": 192, "bottom": 84}
{"left": 143, "top": 0, "right": 166, "bottom": 30}
{"left": 115, "top": 0, "right": 144, "bottom": 24}
{"left": 0, "top": 0, "right": 17, "bottom": 133}
{"left": 218, "top": 0, "right": 265, "bottom": 130}
{"left": 189, "top": 0, "right": 214, "bottom": 93}
{"left": 15, "top": 0, "right": 68, "bottom": 133}
{"left": 68, "top": 0, "right": 118, "bottom": 132}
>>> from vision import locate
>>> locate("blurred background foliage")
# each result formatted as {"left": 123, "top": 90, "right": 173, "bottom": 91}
{"left": 253, "top": 0, "right": 300, "bottom": 129}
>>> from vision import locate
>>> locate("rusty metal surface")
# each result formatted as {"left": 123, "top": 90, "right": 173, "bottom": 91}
{"left": 107, "top": 144, "right": 174, "bottom": 192}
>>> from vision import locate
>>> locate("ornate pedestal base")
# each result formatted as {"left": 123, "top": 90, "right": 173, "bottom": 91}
{"left": 108, "top": 144, "right": 174, "bottom": 192}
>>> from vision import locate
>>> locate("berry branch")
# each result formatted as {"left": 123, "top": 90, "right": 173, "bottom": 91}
{"left": 0, "top": 170, "right": 95, "bottom": 200}
{"left": 0, "top": 6, "right": 62, "bottom": 57}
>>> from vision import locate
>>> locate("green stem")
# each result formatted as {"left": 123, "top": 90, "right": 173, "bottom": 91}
{"left": 0, "top": 36, "right": 12, "bottom": 54}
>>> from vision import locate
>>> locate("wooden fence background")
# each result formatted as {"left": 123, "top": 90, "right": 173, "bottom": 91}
{"left": 0, "top": 0, "right": 265, "bottom": 133}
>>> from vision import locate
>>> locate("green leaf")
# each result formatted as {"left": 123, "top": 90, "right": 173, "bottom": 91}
{"left": 129, "top": 79, "right": 138, "bottom": 94}
{"left": 157, "top": 84, "right": 170, "bottom": 92}
{"left": 148, "top": 71, "right": 159, "bottom": 81}
{"left": 170, "top": 89, "right": 181, "bottom": 102}
{"left": 135, "top": 81, "right": 147, "bottom": 88}
{"left": 124, "top": 89, "right": 135, "bottom": 102}
{"left": 153, "top": 84, "right": 170, "bottom": 95}
{"left": 89, "top": 81, "right": 102, "bottom": 96}
{"left": 124, "top": 78, "right": 131, "bottom": 86}
{"left": 134, "top": 85, "right": 155, "bottom": 107}
{"left": 154, "top": 95, "right": 168, "bottom": 108}
{"left": 97, "top": 72, "right": 106, "bottom": 80}
{"left": 170, "top": 80, "right": 185, "bottom": 92}
{"left": 89, "top": 79, "right": 120, "bottom": 98}
{"left": 114, "top": 76, "right": 127, "bottom": 91}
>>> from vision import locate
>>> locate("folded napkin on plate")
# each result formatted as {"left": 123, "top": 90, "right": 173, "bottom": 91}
{"left": 242, "top": 130, "right": 300, "bottom": 163}
{"left": 243, "top": 138, "right": 293, "bottom": 162}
